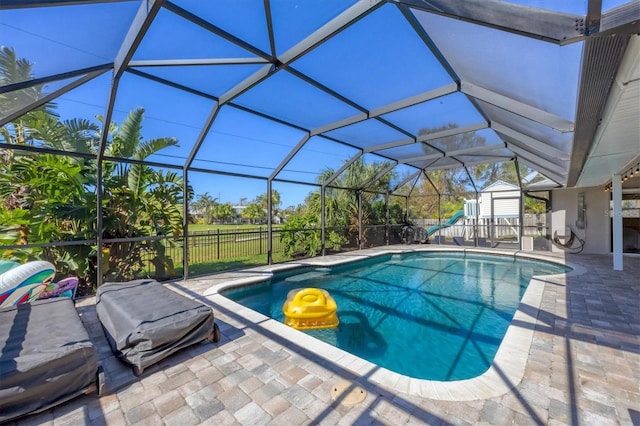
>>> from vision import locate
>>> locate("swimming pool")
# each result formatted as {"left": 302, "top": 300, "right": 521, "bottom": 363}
{"left": 222, "top": 251, "right": 569, "bottom": 381}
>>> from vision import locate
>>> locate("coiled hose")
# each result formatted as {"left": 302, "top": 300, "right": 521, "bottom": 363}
{"left": 553, "top": 226, "right": 585, "bottom": 254}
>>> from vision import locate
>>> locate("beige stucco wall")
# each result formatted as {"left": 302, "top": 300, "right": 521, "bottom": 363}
{"left": 550, "top": 186, "right": 610, "bottom": 254}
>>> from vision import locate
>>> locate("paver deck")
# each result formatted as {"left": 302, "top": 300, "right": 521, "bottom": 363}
{"left": 7, "top": 247, "right": 639, "bottom": 425}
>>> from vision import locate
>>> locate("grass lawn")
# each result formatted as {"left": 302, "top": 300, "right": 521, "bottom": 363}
{"left": 173, "top": 252, "right": 293, "bottom": 278}
{"left": 189, "top": 223, "right": 283, "bottom": 233}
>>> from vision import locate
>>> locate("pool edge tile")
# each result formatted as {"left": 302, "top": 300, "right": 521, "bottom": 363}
{"left": 198, "top": 246, "right": 579, "bottom": 402}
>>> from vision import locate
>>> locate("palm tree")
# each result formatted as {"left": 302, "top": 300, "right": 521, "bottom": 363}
{"left": 0, "top": 46, "right": 57, "bottom": 147}
{"left": 215, "top": 202, "right": 235, "bottom": 224}
{"left": 256, "top": 189, "right": 281, "bottom": 221}
{"left": 242, "top": 203, "right": 265, "bottom": 224}
{"left": 193, "top": 192, "right": 217, "bottom": 224}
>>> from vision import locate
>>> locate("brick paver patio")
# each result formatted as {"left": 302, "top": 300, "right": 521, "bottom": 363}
{"left": 7, "top": 248, "right": 639, "bottom": 425}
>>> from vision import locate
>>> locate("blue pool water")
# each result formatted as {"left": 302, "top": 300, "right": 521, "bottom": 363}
{"left": 222, "top": 252, "right": 569, "bottom": 381}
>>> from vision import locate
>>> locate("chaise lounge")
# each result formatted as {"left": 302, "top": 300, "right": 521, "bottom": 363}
{"left": 0, "top": 298, "right": 103, "bottom": 422}
{"left": 96, "top": 279, "right": 220, "bottom": 376}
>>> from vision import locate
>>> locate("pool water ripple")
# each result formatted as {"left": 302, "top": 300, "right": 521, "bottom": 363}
{"left": 223, "top": 252, "right": 569, "bottom": 381}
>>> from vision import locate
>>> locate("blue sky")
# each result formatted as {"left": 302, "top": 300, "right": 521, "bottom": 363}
{"left": 2, "top": 0, "right": 622, "bottom": 206}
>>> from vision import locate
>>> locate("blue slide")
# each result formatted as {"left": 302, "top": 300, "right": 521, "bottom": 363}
{"left": 426, "top": 210, "right": 465, "bottom": 237}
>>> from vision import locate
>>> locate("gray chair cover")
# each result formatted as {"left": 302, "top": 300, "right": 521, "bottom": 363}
{"left": 96, "top": 279, "right": 214, "bottom": 375}
{"left": 0, "top": 298, "right": 98, "bottom": 422}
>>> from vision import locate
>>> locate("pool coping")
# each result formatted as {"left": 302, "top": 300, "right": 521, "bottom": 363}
{"left": 201, "top": 246, "right": 585, "bottom": 401}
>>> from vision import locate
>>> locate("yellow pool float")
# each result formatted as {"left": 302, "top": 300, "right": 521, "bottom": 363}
{"left": 283, "top": 288, "right": 339, "bottom": 330}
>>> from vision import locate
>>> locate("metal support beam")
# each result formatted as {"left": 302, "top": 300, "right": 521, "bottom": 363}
{"left": 586, "top": 0, "right": 603, "bottom": 35}
{"left": 405, "top": 171, "right": 421, "bottom": 198}
{"left": 0, "top": 69, "right": 108, "bottom": 127}
{"left": 511, "top": 149, "right": 566, "bottom": 184}
{"left": 0, "top": 0, "right": 124, "bottom": 9}
{"left": 219, "top": 0, "right": 383, "bottom": 106}
{"left": 597, "top": 1, "right": 640, "bottom": 38}
{"left": 390, "top": 169, "right": 421, "bottom": 193}
{"left": 114, "top": 0, "right": 164, "bottom": 79}
{"left": 278, "top": 0, "right": 384, "bottom": 64}
{"left": 321, "top": 185, "right": 326, "bottom": 255}
{"left": 322, "top": 152, "right": 363, "bottom": 187}
{"left": 270, "top": 133, "right": 311, "bottom": 180}
{"left": 164, "top": 1, "right": 271, "bottom": 60}
{"left": 96, "top": 75, "right": 120, "bottom": 287}
{"left": 0, "top": 63, "right": 113, "bottom": 94}
{"left": 423, "top": 170, "right": 440, "bottom": 196}
{"left": 492, "top": 122, "right": 570, "bottom": 160}
{"left": 394, "top": 0, "right": 585, "bottom": 44}
{"left": 95, "top": 158, "right": 105, "bottom": 287}
{"left": 263, "top": 0, "right": 277, "bottom": 59}
{"left": 437, "top": 193, "right": 442, "bottom": 243}
{"left": 310, "top": 112, "right": 368, "bottom": 136}
{"left": 410, "top": 157, "right": 443, "bottom": 171}
{"left": 462, "top": 81, "right": 574, "bottom": 132}
{"left": 612, "top": 174, "right": 623, "bottom": 270}
{"left": 404, "top": 195, "right": 409, "bottom": 222}
{"left": 95, "top": 0, "right": 163, "bottom": 282}
{"left": 369, "top": 83, "right": 459, "bottom": 117}
{"left": 500, "top": 138, "right": 567, "bottom": 170}
{"left": 475, "top": 189, "right": 480, "bottom": 247}
{"left": 514, "top": 158, "right": 524, "bottom": 249}
{"left": 218, "top": 64, "right": 275, "bottom": 105}
{"left": 364, "top": 138, "right": 419, "bottom": 154}
{"left": 267, "top": 179, "right": 273, "bottom": 264}
{"left": 129, "top": 58, "right": 270, "bottom": 67}
{"left": 310, "top": 83, "right": 457, "bottom": 137}
{"left": 416, "top": 121, "right": 488, "bottom": 143}
{"left": 514, "top": 157, "right": 523, "bottom": 190}
{"left": 463, "top": 166, "right": 477, "bottom": 193}
{"left": 360, "top": 162, "right": 398, "bottom": 191}
{"left": 385, "top": 192, "right": 390, "bottom": 245}
{"left": 357, "top": 191, "right": 363, "bottom": 249}
{"left": 182, "top": 168, "right": 189, "bottom": 280}
{"left": 185, "top": 102, "right": 220, "bottom": 169}
{"left": 397, "top": 4, "right": 460, "bottom": 83}
{"left": 446, "top": 143, "right": 507, "bottom": 158}
{"left": 398, "top": 153, "right": 443, "bottom": 165}
{"left": 462, "top": 165, "right": 479, "bottom": 245}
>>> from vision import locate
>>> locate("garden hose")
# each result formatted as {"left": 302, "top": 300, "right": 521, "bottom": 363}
{"left": 553, "top": 226, "right": 585, "bottom": 254}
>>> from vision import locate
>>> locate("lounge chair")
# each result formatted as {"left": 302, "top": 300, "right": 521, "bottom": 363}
{"left": 0, "top": 298, "right": 103, "bottom": 422}
{"left": 96, "top": 279, "right": 220, "bottom": 376}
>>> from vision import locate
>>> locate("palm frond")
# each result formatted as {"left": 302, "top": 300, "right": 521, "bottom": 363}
{"left": 115, "top": 107, "right": 145, "bottom": 158}
{"left": 133, "top": 137, "right": 179, "bottom": 161}
{"left": 0, "top": 46, "right": 33, "bottom": 85}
